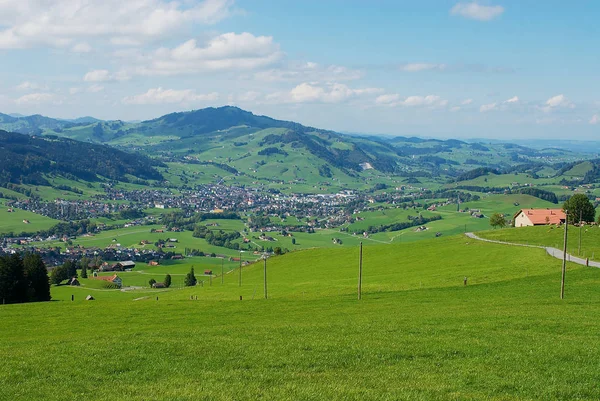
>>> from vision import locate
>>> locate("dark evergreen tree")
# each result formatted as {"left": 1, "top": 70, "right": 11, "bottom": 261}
{"left": 0, "top": 254, "right": 28, "bottom": 304}
{"left": 184, "top": 267, "right": 197, "bottom": 287}
{"left": 81, "top": 265, "right": 88, "bottom": 279}
{"left": 63, "top": 260, "right": 77, "bottom": 278}
{"left": 563, "top": 194, "right": 595, "bottom": 223}
{"left": 164, "top": 274, "right": 172, "bottom": 288}
{"left": 50, "top": 265, "right": 68, "bottom": 285}
{"left": 23, "top": 254, "right": 51, "bottom": 302}
{"left": 149, "top": 278, "right": 156, "bottom": 287}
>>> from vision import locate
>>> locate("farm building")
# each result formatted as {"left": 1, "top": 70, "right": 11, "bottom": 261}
{"left": 514, "top": 209, "right": 566, "bottom": 227}
{"left": 95, "top": 274, "right": 123, "bottom": 288}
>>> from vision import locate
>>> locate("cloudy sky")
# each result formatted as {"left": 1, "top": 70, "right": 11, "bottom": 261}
{"left": 1, "top": 0, "right": 598, "bottom": 139}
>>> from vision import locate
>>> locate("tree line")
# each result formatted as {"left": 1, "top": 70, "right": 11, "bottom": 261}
{"left": 0, "top": 253, "right": 51, "bottom": 304}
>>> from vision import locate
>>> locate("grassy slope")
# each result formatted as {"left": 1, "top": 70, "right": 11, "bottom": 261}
{"left": 0, "top": 203, "right": 58, "bottom": 234}
{"left": 478, "top": 224, "right": 600, "bottom": 261}
{"left": 2, "top": 236, "right": 600, "bottom": 400}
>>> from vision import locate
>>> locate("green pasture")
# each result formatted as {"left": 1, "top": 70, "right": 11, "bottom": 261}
{"left": 479, "top": 224, "right": 600, "bottom": 261}
{"left": 2, "top": 235, "right": 600, "bottom": 400}
{"left": 451, "top": 173, "right": 556, "bottom": 188}
{"left": 0, "top": 204, "right": 58, "bottom": 234}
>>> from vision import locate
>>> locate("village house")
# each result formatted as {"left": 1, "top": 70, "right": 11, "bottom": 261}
{"left": 513, "top": 208, "right": 566, "bottom": 227}
{"left": 95, "top": 274, "right": 122, "bottom": 288}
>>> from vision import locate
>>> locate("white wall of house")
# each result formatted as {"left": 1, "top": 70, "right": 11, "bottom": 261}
{"left": 515, "top": 212, "right": 533, "bottom": 227}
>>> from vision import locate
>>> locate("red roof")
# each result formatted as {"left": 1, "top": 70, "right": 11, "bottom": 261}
{"left": 517, "top": 209, "right": 565, "bottom": 225}
{"left": 95, "top": 274, "right": 119, "bottom": 282}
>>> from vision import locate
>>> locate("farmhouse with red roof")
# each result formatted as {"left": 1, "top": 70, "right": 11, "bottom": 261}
{"left": 513, "top": 209, "right": 566, "bottom": 227}
{"left": 95, "top": 274, "right": 122, "bottom": 288}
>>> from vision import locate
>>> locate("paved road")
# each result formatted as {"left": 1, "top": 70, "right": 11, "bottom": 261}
{"left": 465, "top": 232, "right": 600, "bottom": 268}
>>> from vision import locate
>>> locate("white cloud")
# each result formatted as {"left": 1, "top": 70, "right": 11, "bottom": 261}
{"left": 126, "top": 32, "right": 282, "bottom": 76}
{"left": 480, "top": 103, "right": 497, "bottom": 112}
{"left": 539, "top": 94, "right": 575, "bottom": 113}
{"left": 400, "top": 63, "right": 447, "bottom": 72}
{"left": 480, "top": 96, "right": 519, "bottom": 112}
{"left": 69, "top": 87, "right": 81, "bottom": 95}
{"left": 15, "top": 81, "right": 47, "bottom": 91}
{"left": 545, "top": 94, "right": 573, "bottom": 108}
{"left": 461, "top": 98, "right": 474, "bottom": 105}
{"left": 450, "top": 106, "right": 462, "bottom": 112}
{"left": 376, "top": 94, "right": 448, "bottom": 108}
{"left": 286, "top": 83, "right": 382, "bottom": 104}
{"left": 451, "top": 2, "right": 505, "bottom": 21}
{"left": 590, "top": 115, "right": 599, "bottom": 125}
{"left": 71, "top": 42, "right": 92, "bottom": 53}
{"left": 255, "top": 62, "right": 362, "bottom": 82}
{"left": 122, "top": 87, "right": 219, "bottom": 105}
{"left": 0, "top": 0, "right": 234, "bottom": 49}
{"left": 87, "top": 84, "right": 104, "bottom": 93}
{"left": 237, "top": 91, "right": 261, "bottom": 102}
{"left": 83, "top": 69, "right": 129, "bottom": 82}
{"left": 15, "top": 92, "right": 58, "bottom": 105}
{"left": 376, "top": 94, "right": 401, "bottom": 105}
{"left": 403, "top": 95, "right": 448, "bottom": 107}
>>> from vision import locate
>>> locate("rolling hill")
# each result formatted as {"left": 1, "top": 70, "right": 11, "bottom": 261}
{"left": 0, "top": 107, "right": 587, "bottom": 189}
{"left": 0, "top": 130, "right": 164, "bottom": 186}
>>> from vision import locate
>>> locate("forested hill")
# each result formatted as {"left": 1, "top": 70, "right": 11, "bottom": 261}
{"left": 0, "top": 130, "right": 164, "bottom": 186}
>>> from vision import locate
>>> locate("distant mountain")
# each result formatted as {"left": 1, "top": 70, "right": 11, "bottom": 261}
{"left": 0, "top": 130, "right": 164, "bottom": 186}
{"left": 65, "top": 116, "right": 102, "bottom": 124}
{"left": 0, "top": 107, "right": 582, "bottom": 183}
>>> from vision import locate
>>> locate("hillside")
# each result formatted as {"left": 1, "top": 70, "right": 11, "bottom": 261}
{"left": 3, "top": 236, "right": 600, "bottom": 400}
{"left": 0, "top": 130, "right": 164, "bottom": 186}
{"left": 0, "top": 107, "right": 582, "bottom": 189}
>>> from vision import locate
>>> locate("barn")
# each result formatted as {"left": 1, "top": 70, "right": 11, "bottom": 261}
{"left": 513, "top": 209, "right": 566, "bottom": 227}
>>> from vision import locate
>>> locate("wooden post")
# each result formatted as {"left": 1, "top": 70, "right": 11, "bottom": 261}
{"left": 264, "top": 256, "right": 268, "bottom": 300}
{"left": 561, "top": 211, "right": 568, "bottom": 299}
{"left": 358, "top": 242, "right": 363, "bottom": 300}
{"left": 238, "top": 251, "right": 242, "bottom": 287}
{"left": 578, "top": 210, "right": 582, "bottom": 256}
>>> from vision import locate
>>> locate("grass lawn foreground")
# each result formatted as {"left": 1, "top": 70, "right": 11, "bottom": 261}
{"left": 1, "top": 235, "right": 600, "bottom": 400}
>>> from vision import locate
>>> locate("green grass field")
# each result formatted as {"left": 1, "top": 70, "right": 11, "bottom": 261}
{"left": 479, "top": 224, "right": 600, "bottom": 261}
{"left": 0, "top": 203, "right": 59, "bottom": 234}
{"left": 2, "top": 235, "right": 599, "bottom": 400}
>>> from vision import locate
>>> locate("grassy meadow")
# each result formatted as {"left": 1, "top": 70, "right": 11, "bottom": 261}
{"left": 2, "top": 235, "right": 600, "bottom": 400}
{"left": 479, "top": 224, "right": 600, "bottom": 261}
{"left": 0, "top": 203, "right": 59, "bottom": 235}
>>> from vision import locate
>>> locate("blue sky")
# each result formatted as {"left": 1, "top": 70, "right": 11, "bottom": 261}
{"left": 0, "top": 0, "right": 598, "bottom": 139}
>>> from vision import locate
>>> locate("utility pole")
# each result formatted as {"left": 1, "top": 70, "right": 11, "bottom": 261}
{"left": 263, "top": 255, "right": 267, "bottom": 299}
{"left": 561, "top": 211, "right": 568, "bottom": 300}
{"left": 578, "top": 210, "right": 582, "bottom": 256}
{"left": 358, "top": 242, "right": 363, "bottom": 300}
{"left": 238, "top": 250, "right": 242, "bottom": 287}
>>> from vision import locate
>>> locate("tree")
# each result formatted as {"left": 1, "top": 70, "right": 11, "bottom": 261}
{"left": 23, "top": 254, "right": 51, "bottom": 302}
{"left": 164, "top": 274, "right": 172, "bottom": 288}
{"left": 563, "top": 194, "right": 595, "bottom": 223}
{"left": 184, "top": 267, "right": 197, "bottom": 287}
{"left": 0, "top": 254, "right": 28, "bottom": 304}
{"left": 291, "top": 237, "right": 296, "bottom": 245}
{"left": 489, "top": 213, "right": 507, "bottom": 229}
{"left": 63, "top": 260, "right": 77, "bottom": 278}
{"left": 50, "top": 265, "right": 68, "bottom": 285}
{"left": 274, "top": 247, "right": 283, "bottom": 255}
{"left": 149, "top": 278, "right": 156, "bottom": 288}
{"left": 79, "top": 257, "right": 90, "bottom": 278}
